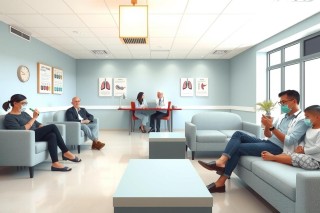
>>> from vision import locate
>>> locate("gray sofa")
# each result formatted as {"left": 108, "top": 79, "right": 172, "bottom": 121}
{"left": 0, "top": 115, "right": 65, "bottom": 178}
{"left": 185, "top": 112, "right": 261, "bottom": 160}
{"left": 234, "top": 156, "right": 320, "bottom": 213}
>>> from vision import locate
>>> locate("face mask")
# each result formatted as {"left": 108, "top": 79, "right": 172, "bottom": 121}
{"left": 21, "top": 106, "right": 27, "bottom": 112}
{"left": 281, "top": 105, "right": 291, "bottom": 114}
{"left": 304, "top": 119, "right": 313, "bottom": 127}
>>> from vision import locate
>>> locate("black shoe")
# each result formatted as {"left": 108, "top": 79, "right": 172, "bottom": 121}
{"left": 63, "top": 155, "right": 81, "bottom": 162}
{"left": 51, "top": 166, "right": 72, "bottom": 172}
{"left": 156, "top": 129, "right": 160, "bottom": 132}
{"left": 207, "top": 182, "right": 225, "bottom": 193}
{"left": 148, "top": 128, "right": 155, "bottom": 133}
{"left": 198, "top": 160, "right": 225, "bottom": 173}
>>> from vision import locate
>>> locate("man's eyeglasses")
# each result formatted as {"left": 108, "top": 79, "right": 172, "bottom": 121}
{"left": 278, "top": 99, "right": 293, "bottom": 106}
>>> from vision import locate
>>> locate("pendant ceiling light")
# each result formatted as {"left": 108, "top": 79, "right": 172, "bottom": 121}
{"left": 119, "top": 0, "right": 148, "bottom": 44}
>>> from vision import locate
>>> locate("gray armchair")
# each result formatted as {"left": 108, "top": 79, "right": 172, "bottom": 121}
{"left": 185, "top": 112, "right": 261, "bottom": 160}
{"left": 52, "top": 110, "right": 99, "bottom": 153}
{"left": 0, "top": 115, "right": 66, "bottom": 178}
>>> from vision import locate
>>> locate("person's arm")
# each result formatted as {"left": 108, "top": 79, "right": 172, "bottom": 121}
{"left": 262, "top": 115, "right": 276, "bottom": 138}
{"left": 83, "top": 108, "right": 94, "bottom": 122}
{"left": 66, "top": 108, "right": 81, "bottom": 122}
{"left": 283, "top": 119, "right": 308, "bottom": 145}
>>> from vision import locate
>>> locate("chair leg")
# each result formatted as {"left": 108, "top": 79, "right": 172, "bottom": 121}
{"left": 77, "top": 145, "right": 81, "bottom": 154}
{"left": 29, "top": 166, "right": 34, "bottom": 178}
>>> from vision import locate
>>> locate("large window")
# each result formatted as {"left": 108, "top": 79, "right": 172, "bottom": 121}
{"left": 267, "top": 32, "right": 320, "bottom": 109}
{"left": 305, "top": 58, "right": 320, "bottom": 107}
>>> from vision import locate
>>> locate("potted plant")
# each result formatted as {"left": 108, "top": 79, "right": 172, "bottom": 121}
{"left": 256, "top": 100, "right": 277, "bottom": 117}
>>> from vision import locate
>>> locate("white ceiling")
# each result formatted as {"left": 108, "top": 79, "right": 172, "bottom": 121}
{"left": 0, "top": 0, "right": 319, "bottom": 59}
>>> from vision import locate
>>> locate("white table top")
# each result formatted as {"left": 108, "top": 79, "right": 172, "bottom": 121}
{"left": 149, "top": 132, "right": 186, "bottom": 142}
{"left": 113, "top": 159, "right": 212, "bottom": 207}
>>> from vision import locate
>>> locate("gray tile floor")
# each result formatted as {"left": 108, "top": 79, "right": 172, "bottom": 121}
{"left": 0, "top": 130, "right": 277, "bottom": 213}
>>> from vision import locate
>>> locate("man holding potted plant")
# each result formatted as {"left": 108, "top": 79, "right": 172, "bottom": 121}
{"left": 198, "top": 90, "right": 308, "bottom": 193}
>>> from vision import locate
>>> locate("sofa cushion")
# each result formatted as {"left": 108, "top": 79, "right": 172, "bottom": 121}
{"left": 35, "top": 141, "right": 48, "bottom": 154}
{"left": 196, "top": 130, "right": 227, "bottom": 143}
{"left": 192, "top": 112, "right": 242, "bottom": 130}
{"left": 252, "top": 160, "right": 304, "bottom": 201}
{"left": 238, "top": 156, "right": 264, "bottom": 171}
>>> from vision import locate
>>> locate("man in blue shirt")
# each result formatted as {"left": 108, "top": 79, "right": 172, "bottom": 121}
{"left": 198, "top": 90, "right": 307, "bottom": 193}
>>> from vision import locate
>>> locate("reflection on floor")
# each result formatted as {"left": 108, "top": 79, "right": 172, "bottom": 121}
{"left": 0, "top": 130, "right": 277, "bottom": 213}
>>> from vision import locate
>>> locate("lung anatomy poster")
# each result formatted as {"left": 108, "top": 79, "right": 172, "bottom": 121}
{"left": 114, "top": 78, "right": 127, "bottom": 96}
{"left": 99, "top": 78, "right": 112, "bottom": 96}
{"left": 196, "top": 78, "right": 208, "bottom": 96}
{"left": 180, "top": 78, "right": 193, "bottom": 96}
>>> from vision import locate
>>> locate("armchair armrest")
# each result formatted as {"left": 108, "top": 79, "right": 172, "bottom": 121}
{"left": 296, "top": 171, "right": 320, "bottom": 213}
{"left": 0, "top": 130, "right": 35, "bottom": 166}
{"left": 185, "top": 122, "right": 197, "bottom": 150}
{"left": 242, "top": 121, "right": 261, "bottom": 138}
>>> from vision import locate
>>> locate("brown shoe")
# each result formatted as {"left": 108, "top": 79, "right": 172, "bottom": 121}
{"left": 96, "top": 141, "right": 105, "bottom": 150}
{"left": 92, "top": 141, "right": 99, "bottom": 150}
{"left": 198, "top": 160, "right": 225, "bottom": 173}
{"left": 207, "top": 182, "right": 225, "bottom": 193}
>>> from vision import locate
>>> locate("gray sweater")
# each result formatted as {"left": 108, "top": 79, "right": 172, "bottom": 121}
{"left": 4, "top": 112, "right": 41, "bottom": 130}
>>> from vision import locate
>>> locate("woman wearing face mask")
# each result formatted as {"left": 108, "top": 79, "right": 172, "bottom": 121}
{"left": 262, "top": 105, "right": 320, "bottom": 170}
{"left": 2, "top": 94, "right": 81, "bottom": 172}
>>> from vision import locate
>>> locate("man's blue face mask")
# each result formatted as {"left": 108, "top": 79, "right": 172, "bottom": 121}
{"left": 304, "top": 118, "right": 313, "bottom": 127}
{"left": 281, "top": 105, "right": 291, "bottom": 114}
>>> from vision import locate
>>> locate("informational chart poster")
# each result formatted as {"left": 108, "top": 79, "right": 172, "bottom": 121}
{"left": 52, "top": 68, "right": 63, "bottom": 95}
{"left": 180, "top": 78, "right": 193, "bottom": 96}
{"left": 37, "top": 63, "right": 52, "bottom": 94}
{"left": 196, "top": 78, "right": 208, "bottom": 96}
{"left": 99, "top": 77, "right": 112, "bottom": 96}
{"left": 114, "top": 78, "right": 127, "bottom": 96}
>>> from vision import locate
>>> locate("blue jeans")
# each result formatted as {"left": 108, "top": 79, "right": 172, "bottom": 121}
{"left": 222, "top": 131, "right": 283, "bottom": 177}
{"left": 81, "top": 122, "right": 99, "bottom": 141}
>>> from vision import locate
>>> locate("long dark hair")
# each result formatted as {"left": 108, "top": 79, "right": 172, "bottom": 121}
{"left": 136, "top": 92, "right": 144, "bottom": 105}
{"left": 2, "top": 94, "right": 27, "bottom": 111}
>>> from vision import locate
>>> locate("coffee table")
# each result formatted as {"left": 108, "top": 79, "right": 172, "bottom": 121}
{"left": 149, "top": 132, "right": 186, "bottom": 159}
{"left": 113, "top": 159, "right": 213, "bottom": 213}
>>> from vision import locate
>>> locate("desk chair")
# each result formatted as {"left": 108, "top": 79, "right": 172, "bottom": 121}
{"left": 130, "top": 102, "right": 139, "bottom": 133}
{"left": 160, "top": 101, "right": 172, "bottom": 132}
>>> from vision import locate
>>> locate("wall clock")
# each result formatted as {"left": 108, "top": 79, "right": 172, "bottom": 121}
{"left": 17, "top": 65, "right": 30, "bottom": 82}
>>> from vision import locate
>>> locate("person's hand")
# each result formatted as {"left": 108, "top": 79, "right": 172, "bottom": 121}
{"left": 295, "top": 146, "right": 304, "bottom": 154}
{"left": 81, "top": 119, "right": 90, "bottom": 124}
{"left": 33, "top": 108, "right": 40, "bottom": 119}
{"left": 261, "top": 114, "right": 273, "bottom": 129}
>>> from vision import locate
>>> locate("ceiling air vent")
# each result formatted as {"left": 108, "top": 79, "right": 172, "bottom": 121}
{"left": 121, "top": 38, "right": 147, "bottom": 44}
{"left": 212, "top": 50, "right": 230, "bottom": 55}
{"left": 10, "top": 26, "right": 31, "bottom": 41}
{"left": 91, "top": 50, "right": 109, "bottom": 55}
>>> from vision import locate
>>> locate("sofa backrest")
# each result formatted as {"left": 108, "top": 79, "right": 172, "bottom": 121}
{"left": 0, "top": 115, "right": 5, "bottom": 129}
{"left": 53, "top": 110, "right": 67, "bottom": 122}
{"left": 191, "top": 111, "right": 242, "bottom": 130}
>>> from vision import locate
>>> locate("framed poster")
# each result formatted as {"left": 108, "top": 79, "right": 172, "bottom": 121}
{"left": 99, "top": 77, "right": 112, "bottom": 96}
{"left": 37, "top": 63, "right": 52, "bottom": 94}
{"left": 196, "top": 78, "right": 208, "bottom": 96}
{"left": 180, "top": 78, "right": 193, "bottom": 96}
{"left": 114, "top": 78, "right": 127, "bottom": 96}
{"left": 52, "top": 67, "right": 63, "bottom": 94}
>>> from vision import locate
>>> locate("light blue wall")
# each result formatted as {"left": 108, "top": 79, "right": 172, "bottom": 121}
{"left": 76, "top": 60, "right": 230, "bottom": 129}
{"left": 230, "top": 12, "right": 320, "bottom": 122}
{"left": 0, "top": 21, "right": 77, "bottom": 120}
